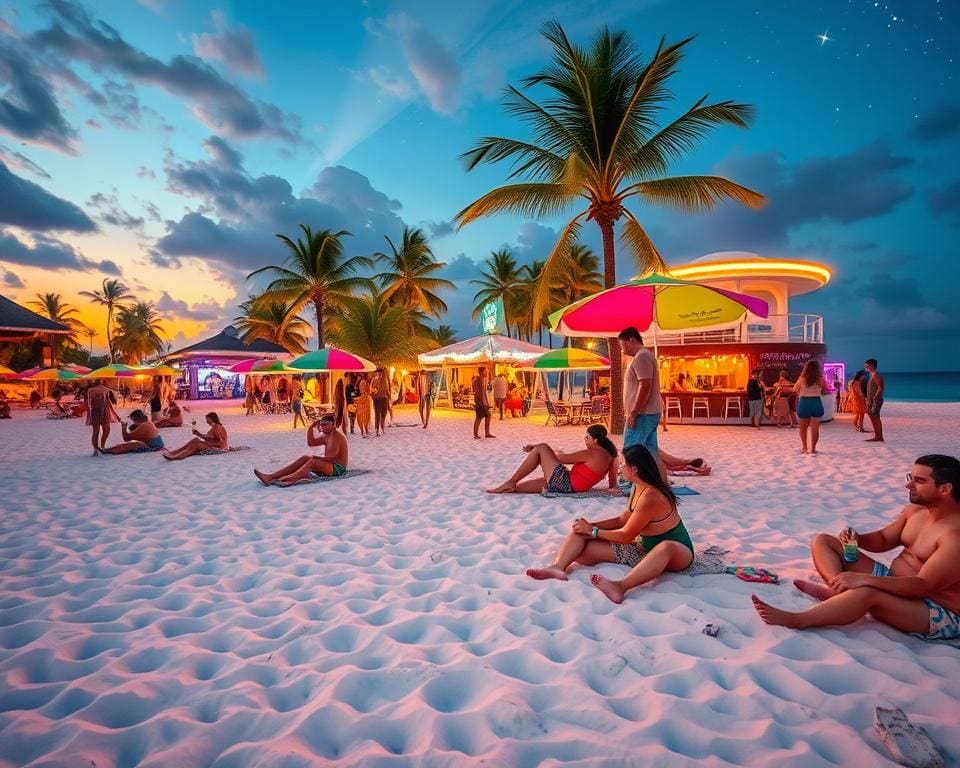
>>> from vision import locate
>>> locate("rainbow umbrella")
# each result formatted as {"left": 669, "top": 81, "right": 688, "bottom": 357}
{"left": 549, "top": 273, "right": 769, "bottom": 337}
{"left": 288, "top": 347, "right": 376, "bottom": 372}
{"left": 62, "top": 363, "right": 92, "bottom": 374}
{"left": 127, "top": 365, "right": 181, "bottom": 377}
{"left": 84, "top": 363, "right": 139, "bottom": 379}
{"left": 228, "top": 358, "right": 292, "bottom": 375}
{"left": 0, "top": 364, "right": 17, "bottom": 378}
{"left": 517, "top": 348, "right": 610, "bottom": 371}
{"left": 18, "top": 367, "right": 82, "bottom": 382}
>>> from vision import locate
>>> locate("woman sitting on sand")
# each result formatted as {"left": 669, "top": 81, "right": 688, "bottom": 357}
{"left": 102, "top": 410, "right": 164, "bottom": 454}
{"left": 162, "top": 412, "right": 227, "bottom": 461}
{"left": 526, "top": 444, "right": 695, "bottom": 603}
{"left": 153, "top": 397, "right": 183, "bottom": 428}
{"left": 487, "top": 424, "right": 617, "bottom": 494}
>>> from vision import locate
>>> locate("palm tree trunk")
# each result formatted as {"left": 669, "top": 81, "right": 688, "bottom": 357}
{"left": 313, "top": 298, "right": 329, "bottom": 400}
{"left": 106, "top": 310, "right": 113, "bottom": 363}
{"left": 598, "top": 217, "right": 625, "bottom": 435}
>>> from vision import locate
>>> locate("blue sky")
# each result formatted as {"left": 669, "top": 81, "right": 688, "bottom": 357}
{"left": 1, "top": 0, "right": 957, "bottom": 371}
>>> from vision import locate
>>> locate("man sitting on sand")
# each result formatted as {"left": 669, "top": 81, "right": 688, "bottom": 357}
{"left": 153, "top": 397, "right": 183, "bottom": 428}
{"left": 752, "top": 454, "right": 960, "bottom": 641}
{"left": 254, "top": 413, "right": 349, "bottom": 486}
{"left": 102, "top": 410, "right": 164, "bottom": 454}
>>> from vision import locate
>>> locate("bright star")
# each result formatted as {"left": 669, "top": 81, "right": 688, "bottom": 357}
{"left": 817, "top": 29, "right": 831, "bottom": 46}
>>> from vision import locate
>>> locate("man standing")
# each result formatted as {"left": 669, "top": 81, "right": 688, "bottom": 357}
{"left": 472, "top": 366, "right": 494, "bottom": 439}
{"left": 747, "top": 368, "right": 765, "bottom": 428}
{"left": 417, "top": 369, "right": 434, "bottom": 429}
{"left": 617, "top": 327, "right": 661, "bottom": 458}
{"left": 752, "top": 454, "right": 960, "bottom": 641}
{"left": 865, "top": 358, "right": 885, "bottom": 442}
{"left": 85, "top": 378, "right": 118, "bottom": 456}
{"left": 493, "top": 372, "right": 508, "bottom": 420}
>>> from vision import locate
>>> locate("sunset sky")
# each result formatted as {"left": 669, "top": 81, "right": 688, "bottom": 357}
{"left": 1, "top": 0, "right": 956, "bottom": 370}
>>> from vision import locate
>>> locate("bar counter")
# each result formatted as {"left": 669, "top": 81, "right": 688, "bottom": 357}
{"left": 661, "top": 390, "right": 748, "bottom": 420}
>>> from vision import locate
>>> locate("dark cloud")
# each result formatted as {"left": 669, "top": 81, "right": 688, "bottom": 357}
{"left": 87, "top": 191, "right": 145, "bottom": 230}
{"left": 156, "top": 290, "right": 222, "bottom": 321}
{"left": 439, "top": 253, "right": 481, "bottom": 280}
{"left": 0, "top": 35, "right": 78, "bottom": 152}
{"left": 2, "top": 268, "right": 24, "bottom": 288}
{"left": 0, "top": 160, "right": 97, "bottom": 231}
{"left": 191, "top": 11, "right": 265, "bottom": 79}
{"left": 0, "top": 145, "right": 51, "bottom": 179}
{"left": 0, "top": 229, "right": 120, "bottom": 273}
{"left": 137, "top": 166, "right": 156, "bottom": 180}
{"left": 912, "top": 103, "right": 960, "bottom": 142}
{"left": 925, "top": 181, "right": 960, "bottom": 218}
{"left": 29, "top": 0, "right": 303, "bottom": 143}
{"left": 424, "top": 219, "right": 455, "bottom": 238}
{"left": 508, "top": 221, "right": 563, "bottom": 266}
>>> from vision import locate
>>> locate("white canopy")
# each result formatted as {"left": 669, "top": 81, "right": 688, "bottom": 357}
{"left": 418, "top": 334, "right": 549, "bottom": 367}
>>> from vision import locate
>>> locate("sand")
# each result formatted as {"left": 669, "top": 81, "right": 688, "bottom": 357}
{"left": 1, "top": 401, "right": 958, "bottom": 767}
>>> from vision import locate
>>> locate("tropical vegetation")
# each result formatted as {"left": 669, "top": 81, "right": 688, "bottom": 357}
{"left": 79, "top": 278, "right": 135, "bottom": 363}
{"left": 375, "top": 227, "right": 455, "bottom": 318}
{"left": 112, "top": 301, "right": 166, "bottom": 364}
{"left": 28, "top": 293, "right": 89, "bottom": 366}
{"left": 235, "top": 296, "right": 311, "bottom": 354}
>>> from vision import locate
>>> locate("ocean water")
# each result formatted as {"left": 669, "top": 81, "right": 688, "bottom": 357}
{"left": 881, "top": 372, "right": 960, "bottom": 402}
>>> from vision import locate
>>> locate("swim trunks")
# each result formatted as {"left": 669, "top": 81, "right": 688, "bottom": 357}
{"left": 312, "top": 462, "right": 347, "bottom": 477}
{"left": 871, "top": 561, "right": 960, "bottom": 640}
{"left": 867, "top": 396, "right": 884, "bottom": 415}
{"left": 474, "top": 403, "right": 490, "bottom": 418}
{"left": 133, "top": 435, "right": 164, "bottom": 453}
{"left": 546, "top": 464, "right": 574, "bottom": 493}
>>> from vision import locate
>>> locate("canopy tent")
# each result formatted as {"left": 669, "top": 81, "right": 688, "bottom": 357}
{"left": 0, "top": 294, "right": 72, "bottom": 343}
{"left": 417, "top": 334, "right": 551, "bottom": 409}
{"left": 163, "top": 326, "right": 290, "bottom": 399}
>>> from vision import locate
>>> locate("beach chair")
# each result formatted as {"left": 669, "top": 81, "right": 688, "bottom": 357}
{"left": 584, "top": 398, "right": 608, "bottom": 426}
{"left": 545, "top": 400, "right": 573, "bottom": 426}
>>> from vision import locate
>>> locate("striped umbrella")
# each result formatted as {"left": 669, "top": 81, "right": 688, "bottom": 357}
{"left": 84, "top": 364, "right": 139, "bottom": 379}
{"left": 517, "top": 348, "right": 610, "bottom": 371}
{"left": 228, "top": 358, "right": 292, "bottom": 375}
{"left": 0, "top": 364, "right": 17, "bottom": 378}
{"left": 288, "top": 347, "right": 376, "bottom": 372}
{"left": 18, "top": 367, "right": 82, "bottom": 382}
{"left": 62, "top": 363, "right": 92, "bottom": 374}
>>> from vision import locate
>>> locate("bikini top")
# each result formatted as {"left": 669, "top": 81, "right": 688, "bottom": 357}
{"left": 630, "top": 485, "right": 676, "bottom": 524}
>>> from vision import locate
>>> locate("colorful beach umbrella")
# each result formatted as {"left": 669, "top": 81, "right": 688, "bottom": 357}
{"left": 128, "top": 365, "right": 180, "bottom": 377}
{"left": 228, "top": 358, "right": 292, "bottom": 375}
{"left": 62, "top": 363, "right": 92, "bottom": 374}
{"left": 84, "top": 363, "right": 139, "bottom": 379}
{"left": 517, "top": 348, "right": 611, "bottom": 371}
{"left": 18, "top": 367, "right": 82, "bottom": 381}
{"left": 288, "top": 347, "right": 376, "bottom": 372}
{"left": 548, "top": 274, "right": 769, "bottom": 337}
{"left": 0, "top": 364, "right": 17, "bottom": 377}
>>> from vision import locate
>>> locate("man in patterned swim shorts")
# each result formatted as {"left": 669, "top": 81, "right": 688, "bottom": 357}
{"left": 752, "top": 454, "right": 960, "bottom": 642}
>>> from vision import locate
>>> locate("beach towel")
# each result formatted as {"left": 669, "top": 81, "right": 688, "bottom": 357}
{"left": 268, "top": 468, "right": 372, "bottom": 487}
{"left": 725, "top": 565, "right": 781, "bottom": 584}
{"left": 620, "top": 545, "right": 779, "bottom": 581}
{"left": 541, "top": 486, "right": 700, "bottom": 499}
{"left": 196, "top": 446, "right": 252, "bottom": 455}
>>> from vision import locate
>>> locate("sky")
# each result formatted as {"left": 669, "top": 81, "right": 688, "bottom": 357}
{"left": 1, "top": 0, "right": 957, "bottom": 371}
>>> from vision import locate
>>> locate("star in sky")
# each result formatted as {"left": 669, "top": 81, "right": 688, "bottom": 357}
{"left": 817, "top": 29, "right": 832, "bottom": 46}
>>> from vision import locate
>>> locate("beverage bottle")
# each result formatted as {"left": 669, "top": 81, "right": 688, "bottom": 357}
{"left": 842, "top": 527, "right": 859, "bottom": 564}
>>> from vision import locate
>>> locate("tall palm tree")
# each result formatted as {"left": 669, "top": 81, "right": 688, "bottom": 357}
{"left": 375, "top": 227, "right": 455, "bottom": 317}
{"left": 455, "top": 22, "right": 764, "bottom": 432}
{"left": 112, "top": 301, "right": 166, "bottom": 364}
{"left": 554, "top": 244, "right": 604, "bottom": 314}
{"left": 520, "top": 259, "right": 549, "bottom": 345}
{"left": 470, "top": 248, "right": 525, "bottom": 338}
{"left": 79, "top": 279, "right": 135, "bottom": 363}
{"left": 326, "top": 287, "right": 435, "bottom": 368}
{"left": 29, "top": 293, "right": 87, "bottom": 366}
{"left": 427, "top": 324, "right": 459, "bottom": 348}
{"left": 235, "top": 296, "right": 311, "bottom": 354}
{"left": 248, "top": 226, "right": 374, "bottom": 350}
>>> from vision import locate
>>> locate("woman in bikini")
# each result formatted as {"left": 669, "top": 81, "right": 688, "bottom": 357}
{"left": 162, "top": 412, "right": 228, "bottom": 460}
{"left": 526, "top": 444, "right": 695, "bottom": 603}
{"left": 487, "top": 424, "right": 617, "bottom": 494}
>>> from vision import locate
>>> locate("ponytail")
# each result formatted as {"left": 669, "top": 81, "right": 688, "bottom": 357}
{"left": 587, "top": 424, "right": 618, "bottom": 458}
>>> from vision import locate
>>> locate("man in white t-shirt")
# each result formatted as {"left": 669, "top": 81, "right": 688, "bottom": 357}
{"left": 618, "top": 326, "right": 662, "bottom": 460}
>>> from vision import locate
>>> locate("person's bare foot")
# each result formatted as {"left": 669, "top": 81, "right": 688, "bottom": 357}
{"left": 254, "top": 469, "right": 272, "bottom": 486}
{"left": 751, "top": 595, "right": 801, "bottom": 628}
{"left": 162, "top": 451, "right": 178, "bottom": 460}
{"left": 92, "top": 448, "right": 99, "bottom": 456}
{"left": 526, "top": 566, "right": 568, "bottom": 581}
{"left": 276, "top": 477, "right": 300, "bottom": 487}
{"left": 487, "top": 482, "right": 516, "bottom": 494}
{"left": 793, "top": 579, "right": 837, "bottom": 601}
{"left": 485, "top": 433, "right": 496, "bottom": 438}
{"left": 590, "top": 574, "right": 625, "bottom": 603}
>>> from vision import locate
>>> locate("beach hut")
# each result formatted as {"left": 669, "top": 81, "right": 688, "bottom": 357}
{"left": 417, "top": 334, "right": 550, "bottom": 409}
{"left": 0, "top": 294, "right": 72, "bottom": 343}
{"left": 163, "top": 326, "right": 290, "bottom": 400}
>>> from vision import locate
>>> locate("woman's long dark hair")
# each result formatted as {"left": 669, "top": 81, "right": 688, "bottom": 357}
{"left": 586, "top": 424, "right": 617, "bottom": 458}
{"left": 206, "top": 412, "right": 222, "bottom": 426}
{"left": 622, "top": 444, "right": 677, "bottom": 511}
{"left": 799, "top": 359, "right": 824, "bottom": 389}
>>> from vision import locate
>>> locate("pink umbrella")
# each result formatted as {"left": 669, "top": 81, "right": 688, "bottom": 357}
{"left": 228, "top": 358, "right": 292, "bottom": 374}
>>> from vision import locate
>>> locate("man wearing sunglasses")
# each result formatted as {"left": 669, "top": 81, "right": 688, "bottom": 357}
{"left": 753, "top": 454, "right": 960, "bottom": 642}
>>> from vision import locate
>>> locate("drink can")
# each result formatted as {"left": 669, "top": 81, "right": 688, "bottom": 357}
{"left": 842, "top": 538, "right": 859, "bottom": 564}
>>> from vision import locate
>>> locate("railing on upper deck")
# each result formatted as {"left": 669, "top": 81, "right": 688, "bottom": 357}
{"left": 654, "top": 314, "right": 824, "bottom": 346}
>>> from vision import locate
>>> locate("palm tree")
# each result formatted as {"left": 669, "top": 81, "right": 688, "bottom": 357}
{"left": 79, "top": 279, "right": 135, "bottom": 363}
{"left": 235, "top": 296, "right": 311, "bottom": 354}
{"left": 427, "top": 324, "right": 459, "bottom": 348}
{"left": 455, "top": 22, "right": 764, "bottom": 432}
{"left": 29, "top": 293, "right": 87, "bottom": 366}
{"left": 554, "top": 244, "right": 604, "bottom": 315}
{"left": 248, "top": 226, "right": 374, "bottom": 350}
{"left": 326, "top": 287, "right": 436, "bottom": 368}
{"left": 375, "top": 227, "right": 455, "bottom": 317}
{"left": 470, "top": 248, "right": 525, "bottom": 337}
{"left": 112, "top": 301, "right": 166, "bottom": 364}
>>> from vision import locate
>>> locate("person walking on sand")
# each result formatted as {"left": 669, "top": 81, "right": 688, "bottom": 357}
{"left": 864, "top": 358, "right": 885, "bottom": 442}
{"left": 162, "top": 412, "right": 227, "bottom": 460}
{"left": 848, "top": 371, "right": 868, "bottom": 432}
{"left": 101, "top": 409, "right": 165, "bottom": 454}
{"left": 291, "top": 379, "right": 306, "bottom": 429}
{"left": 617, "top": 327, "right": 665, "bottom": 478}
{"left": 747, "top": 368, "right": 765, "bottom": 428}
{"left": 525, "top": 444, "right": 694, "bottom": 603}
{"left": 472, "top": 366, "right": 494, "bottom": 439}
{"left": 370, "top": 368, "right": 390, "bottom": 437}
{"left": 254, "top": 413, "right": 349, "bottom": 486}
{"left": 85, "top": 378, "right": 119, "bottom": 456}
{"left": 793, "top": 360, "right": 825, "bottom": 454}
{"left": 417, "top": 369, "right": 434, "bottom": 429}
{"left": 752, "top": 454, "right": 960, "bottom": 642}
{"left": 493, "top": 372, "right": 508, "bottom": 420}
{"left": 487, "top": 424, "right": 618, "bottom": 494}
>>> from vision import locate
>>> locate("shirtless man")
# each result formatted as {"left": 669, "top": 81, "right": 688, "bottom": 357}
{"left": 253, "top": 413, "right": 349, "bottom": 486}
{"left": 864, "top": 358, "right": 885, "bottom": 442}
{"left": 753, "top": 454, "right": 960, "bottom": 642}
{"left": 102, "top": 410, "right": 164, "bottom": 454}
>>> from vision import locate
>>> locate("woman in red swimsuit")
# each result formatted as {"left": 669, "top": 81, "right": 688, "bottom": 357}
{"left": 487, "top": 425, "right": 617, "bottom": 494}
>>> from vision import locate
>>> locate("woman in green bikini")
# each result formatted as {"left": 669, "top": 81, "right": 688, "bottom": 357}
{"left": 526, "top": 444, "right": 695, "bottom": 603}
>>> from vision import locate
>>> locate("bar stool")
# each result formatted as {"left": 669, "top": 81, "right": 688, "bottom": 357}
{"left": 723, "top": 396, "right": 743, "bottom": 420}
{"left": 663, "top": 396, "right": 682, "bottom": 423}
{"left": 691, "top": 397, "right": 710, "bottom": 418}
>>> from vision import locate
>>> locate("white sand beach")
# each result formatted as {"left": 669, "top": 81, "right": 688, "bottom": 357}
{"left": 1, "top": 401, "right": 958, "bottom": 767}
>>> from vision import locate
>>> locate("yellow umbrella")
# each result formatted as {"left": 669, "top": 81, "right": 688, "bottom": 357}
{"left": 0, "top": 364, "right": 17, "bottom": 378}
{"left": 132, "top": 365, "right": 180, "bottom": 377}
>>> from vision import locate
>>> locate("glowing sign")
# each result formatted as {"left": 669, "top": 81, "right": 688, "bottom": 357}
{"left": 479, "top": 299, "right": 503, "bottom": 335}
